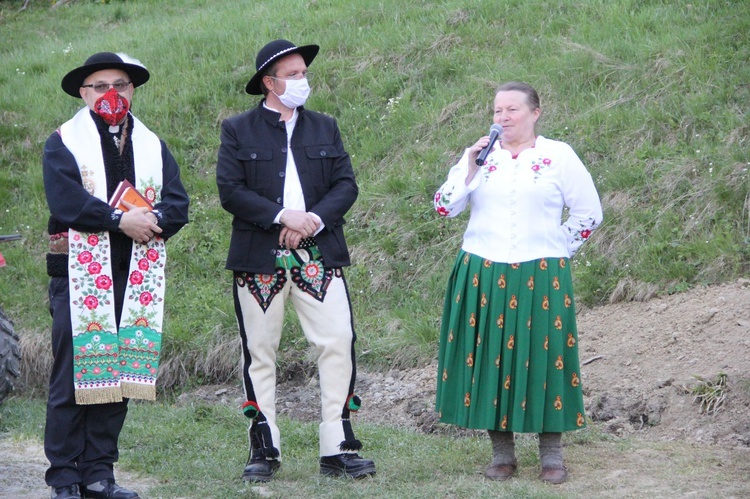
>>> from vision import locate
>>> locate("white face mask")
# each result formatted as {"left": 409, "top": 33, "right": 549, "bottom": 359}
{"left": 273, "top": 77, "right": 311, "bottom": 109}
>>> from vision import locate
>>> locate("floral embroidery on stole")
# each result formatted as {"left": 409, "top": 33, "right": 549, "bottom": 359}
{"left": 61, "top": 107, "right": 165, "bottom": 404}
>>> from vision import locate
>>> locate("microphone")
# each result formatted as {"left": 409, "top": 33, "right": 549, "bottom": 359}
{"left": 475, "top": 124, "right": 503, "bottom": 166}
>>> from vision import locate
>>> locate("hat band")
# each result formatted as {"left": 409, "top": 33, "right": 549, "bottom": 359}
{"left": 258, "top": 47, "right": 299, "bottom": 72}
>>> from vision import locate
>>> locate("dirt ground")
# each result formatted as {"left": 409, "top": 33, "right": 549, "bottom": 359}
{"left": 2, "top": 279, "right": 750, "bottom": 497}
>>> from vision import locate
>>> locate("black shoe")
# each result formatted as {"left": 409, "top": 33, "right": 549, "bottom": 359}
{"left": 320, "top": 453, "right": 376, "bottom": 478}
{"left": 242, "top": 458, "right": 281, "bottom": 483}
{"left": 81, "top": 479, "right": 139, "bottom": 499}
{"left": 51, "top": 484, "right": 81, "bottom": 499}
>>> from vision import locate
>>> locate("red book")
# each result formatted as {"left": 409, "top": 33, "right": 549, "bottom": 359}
{"left": 108, "top": 180, "right": 153, "bottom": 212}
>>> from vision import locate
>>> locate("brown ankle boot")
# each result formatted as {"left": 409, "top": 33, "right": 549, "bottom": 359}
{"left": 540, "top": 466, "right": 568, "bottom": 484}
{"left": 486, "top": 430, "right": 516, "bottom": 480}
{"left": 538, "top": 432, "right": 567, "bottom": 484}
{"left": 485, "top": 462, "right": 517, "bottom": 481}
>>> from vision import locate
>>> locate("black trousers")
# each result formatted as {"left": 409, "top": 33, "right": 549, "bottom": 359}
{"left": 44, "top": 272, "right": 129, "bottom": 488}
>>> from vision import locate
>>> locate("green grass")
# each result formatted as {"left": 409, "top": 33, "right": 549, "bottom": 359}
{"left": 0, "top": 398, "right": 552, "bottom": 499}
{"left": 0, "top": 396, "right": 629, "bottom": 498}
{"left": 0, "top": 0, "right": 748, "bottom": 385}
{"left": 4, "top": 396, "right": 748, "bottom": 498}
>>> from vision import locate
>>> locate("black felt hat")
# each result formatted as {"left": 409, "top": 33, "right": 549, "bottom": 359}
{"left": 245, "top": 39, "right": 319, "bottom": 95}
{"left": 61, "top": 52, "right": 150, "bottom": 98}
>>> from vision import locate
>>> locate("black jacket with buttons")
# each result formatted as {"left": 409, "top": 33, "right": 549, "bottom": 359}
{"left": 216, "top": 100, "right": 358, "bottom": 274}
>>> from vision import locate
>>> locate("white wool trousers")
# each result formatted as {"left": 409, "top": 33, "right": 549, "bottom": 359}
{"left": 233, "top": 269, "right": 358, "bottom": 458}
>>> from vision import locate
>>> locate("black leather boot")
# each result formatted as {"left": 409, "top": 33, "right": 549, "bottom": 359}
{"left": 320, "top": 453, "right": 376, "bottom": 478}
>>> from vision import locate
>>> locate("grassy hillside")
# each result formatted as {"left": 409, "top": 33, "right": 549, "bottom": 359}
{"left": 0, "top": 0, "right": 748, "bottom": 389}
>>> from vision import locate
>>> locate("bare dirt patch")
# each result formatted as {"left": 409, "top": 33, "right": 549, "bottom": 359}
{"left": 579, "top": 279, "right": 750, "bottom": 448}
{"left": 3, "top": 280, "right": 750, "bottom": 497}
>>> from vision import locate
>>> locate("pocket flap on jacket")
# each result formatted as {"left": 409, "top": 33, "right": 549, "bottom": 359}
{"left": 305, "top": 145, "right": 341, "bottom": 159}
{"left": 237, "top": 147, "right": 273, "bottom": 161}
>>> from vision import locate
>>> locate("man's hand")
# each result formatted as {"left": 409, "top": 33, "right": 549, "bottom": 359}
{"left": 279, "top": 226, "right": 305, "bottom": 249}
{"left": 279, "top": 210, "right": 320, "bottom": 238}
{"left": 118, "top": 200, "right": 162, "bottom": 244}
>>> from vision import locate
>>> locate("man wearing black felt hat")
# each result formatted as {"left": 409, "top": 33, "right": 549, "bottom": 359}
{"left": 216, "top": 39, "right": 376, "bottom": 482}
{"left": 42, "top": 52, "right": 189, "bottom": 499}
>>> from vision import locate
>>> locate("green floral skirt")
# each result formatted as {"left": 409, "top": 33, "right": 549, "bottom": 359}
{"left": 436, "top": 250, "right": 586, "bottom": 433}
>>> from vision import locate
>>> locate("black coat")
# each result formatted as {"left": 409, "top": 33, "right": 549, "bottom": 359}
{"left": 216, "top": 101, "right": 358, "bottom": 274}
{"left": 43, "top": 114, "right": 190, "bottom": 277}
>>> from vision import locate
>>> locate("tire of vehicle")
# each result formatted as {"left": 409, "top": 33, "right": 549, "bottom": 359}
{"left": 0, "top": 306, "right": 21, "bottom": 405}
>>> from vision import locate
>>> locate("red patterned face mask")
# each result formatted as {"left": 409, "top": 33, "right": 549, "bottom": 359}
{"left": 94, "top": 88, "right": 129, "bottom": 126}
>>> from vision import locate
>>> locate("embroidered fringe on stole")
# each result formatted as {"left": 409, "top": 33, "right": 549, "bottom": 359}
{"left": 60, "top": 107, "right": 165, "bottom": 405}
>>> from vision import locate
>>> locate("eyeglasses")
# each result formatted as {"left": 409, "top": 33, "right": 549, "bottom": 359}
{"left": 80, "top": 81, "right": 132, "bottom": 93}
{"left": 269, "top": 72, "right": 312, "bottom": 81}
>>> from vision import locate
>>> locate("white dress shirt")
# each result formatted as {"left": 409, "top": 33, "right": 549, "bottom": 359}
{"left": 267, "top": 105, "right": 323, "bottom": 233}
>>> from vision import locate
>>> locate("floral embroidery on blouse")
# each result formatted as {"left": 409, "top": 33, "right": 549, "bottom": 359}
{"left": 481, "top": 161, "right": 499, "bottom": 181}
{"left": 434, "top": 189, "right": 452, "bottom": 216}
{"left": 564, "top": 216, "right": 601, "bottom": 256}
{"left": 530, "top": 156, "right": 553, "bottom": 182}
{"left": 435, "top": 160, "right": 500, "bottom": 217}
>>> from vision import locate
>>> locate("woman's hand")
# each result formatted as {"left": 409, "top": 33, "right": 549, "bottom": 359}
{"left": 465, "top": 135, "right": 492, "bottom": 185}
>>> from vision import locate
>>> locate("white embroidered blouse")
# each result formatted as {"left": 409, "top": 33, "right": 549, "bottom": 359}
{"left": 434, "top": 135, "right": 603, "bottom": 263}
